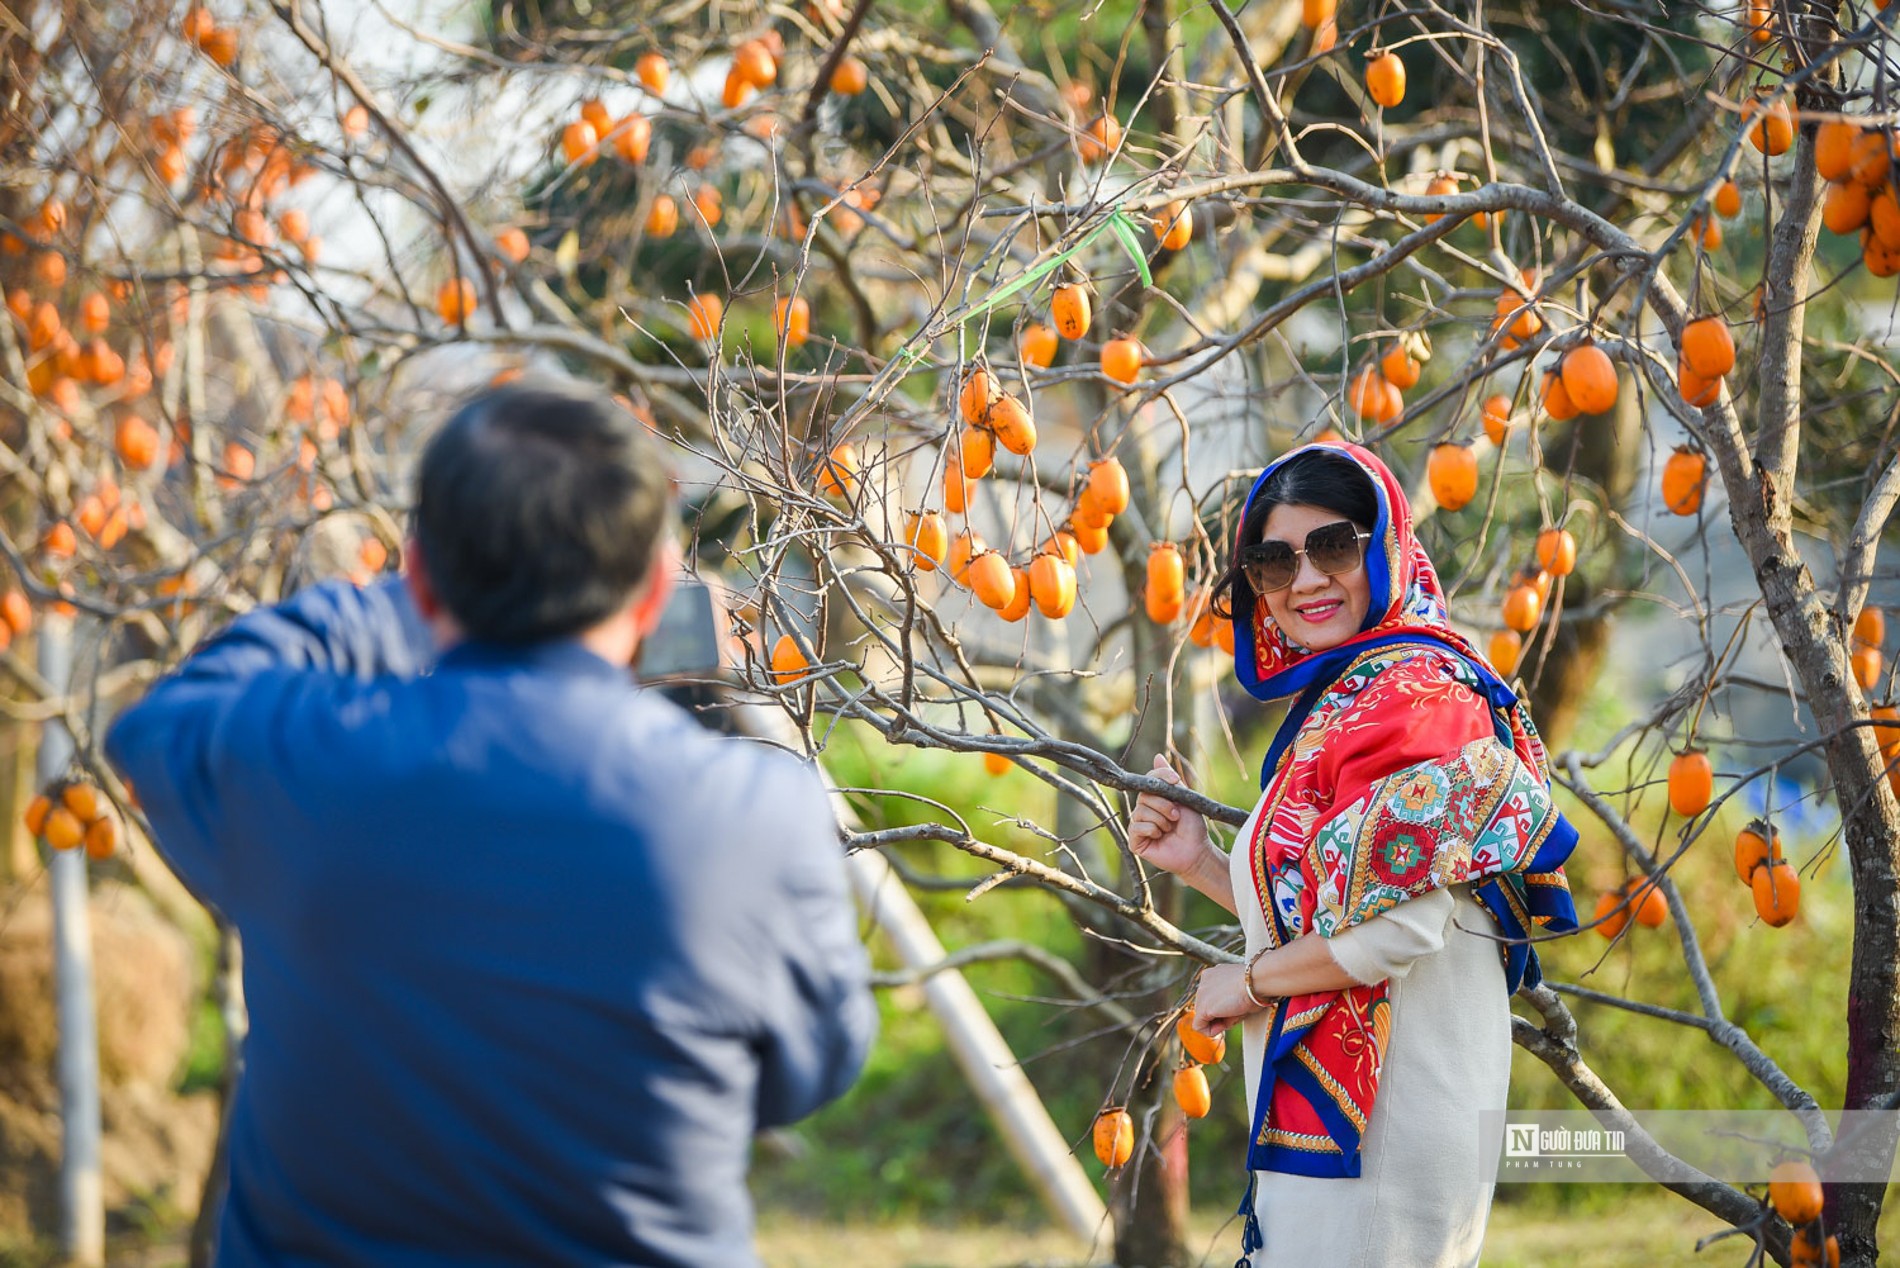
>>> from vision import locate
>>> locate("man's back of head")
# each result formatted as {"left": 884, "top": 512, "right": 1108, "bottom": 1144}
{"left": 412, "top": 383, "right": 673, "bottom": 646}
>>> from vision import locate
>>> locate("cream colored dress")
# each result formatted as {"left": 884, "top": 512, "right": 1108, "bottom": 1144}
{"left": 1228, "top": 794, "right": 1511, "bottom": 1267}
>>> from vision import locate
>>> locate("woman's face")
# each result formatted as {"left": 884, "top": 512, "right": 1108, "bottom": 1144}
{"left": 1256, "top": 502, "right": 1375, "bottom": 652}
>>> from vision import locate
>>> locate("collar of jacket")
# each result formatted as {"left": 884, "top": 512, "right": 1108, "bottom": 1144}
{"left": 437, "top": 637, "right": 631, "bottom": 681}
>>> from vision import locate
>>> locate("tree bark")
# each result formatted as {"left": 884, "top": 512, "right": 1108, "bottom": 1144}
{"left": 1691, "top": 116, "right": 1897, "bottom": 1266}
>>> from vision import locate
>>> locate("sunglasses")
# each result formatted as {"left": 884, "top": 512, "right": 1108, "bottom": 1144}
{"left": 1238, "top": 521, "right": 1372, "bottom": 593}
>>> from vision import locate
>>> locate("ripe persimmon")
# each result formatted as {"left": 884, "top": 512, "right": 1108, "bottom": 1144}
{"left": 1087, "top": 457, "right": 1131, "bottom": 516}
{"left": 815, "top": 442, "right": 859, "bottom": 498}
{"left": 1872, "top": 703, "right": 1900, "bottom": 765}
{"left": 1380, "top": 343, "right": 1421, "bottom": 390}
{"left": 1070, "top": 518, "right": 1109, "bottom": 555}
{"left": 1542, "top": 369, "right": 1579, "bottom": 422}
{"left": 1155, "top": 200, "right": 1192, "bottom": 251}
{"left": 1427, "top": 442, "right": 1479, "bottom": 511}
{"left": 1791, "top": 1229, "right": 1840, "bottom": 1268}
{"left": 560, "top": 120, "right": 599, "bottom": 166}
{"left": 1535, "top": 528, "right": 1577, "bottom": 577}
{"left": 946, "top": 529, "right": 985, "bottom": 583}
{"left": 1489, "top": 628, "right": 1522, "bottom": 676}
{"left": 1853, "top": 643, "right": 1883, "bottom": 690}
{"left": 896, "top": 509, "right": 942, "bottom": 570}
{"left": 967, "top": 550, "right": 1016, "bottom": 610}
{"left": 435, "top": 277, "right": 477, "bottom": 325}
{"left": 1625, "top": 877, "right": 1668, "bottom": 928}
{"left": 999, "top": 566, "right": 1033, "bottom": 622}
{"left": 1146, "top": 541, "right": 1185, "bottom": 606}
{"left": 1769, "top": 1160, "right": 1823, "bottom": 1224}
{"left": 1100, "top": 337, "right": 1142, "bottom": 385}
{"left": 1174, "top": 1065, "right": 1211, "bottom": 1119}
{"left": 1662, "top": 447, "right": 1707, "bottom": 516}
{"left": 1077, "top": 113, "right": 1122, "bottom": 164}
{"left": 1028, "top": 552, "right": 1076, "bottom": 619}
{"left": 1365, "top": 53, "right": 1406, "bottom": 109}
{"left": 1051, "top": 285, "right": 1091, "bottom": 340}
{"left": 733, "top": 39, "right": 777, "bottom": 89}
{"left": 1734, "top": 820, "right": 1781, "bottom": 884}
{"left": 1476, "top": 395, "right": 1509, "bottom": 446}
{"left": 1816, "top": 121, "right": 1858, "bottom": 182}
{"left": 1593, "top": 890, "right": 1628, "bottom": 940}
{"left": 987, "top": 395, "right": 1036, "bottom": 456}
{"left": 1177, "top": 1007, "right": 1226, "bottom": 1063}
{"left": 612, "top": 114, "right": 652, "bottom": 164}
{"left": 1019, "top": 322, "right": 1058, "bottom": 369}
{"left": 1093, "top": 1108, "right": 1135, "bottom": 1168}
{"left": 1748, "top": 98, "right": 1794, "bottom": 156}
{"left": 1824, "top": 181, "right": 1870, "bottom": 235}
{"left": 636, "top": 52, "right": 669, "bottom": 95}
{"left": 2, "top": 591, "right": 31, "bottom": 636}
{"left": 1422, "top": 175, "right": 1459, "bottom": 225}
{"left": 200, "top": 26, "right": 238, "bottom": 67}
{"left": 959, "top": 367, "right": 998, "bottom": 426}
{"left": 42, "top": 807, "right": 84, "bottom": 851}
{"left": 944, "top": 468, "right": 976, "bottom": 515}
{"left": 1560, "top": 344, "right": 1618, "bottom": 415}
{"left": 645, "top": 194, "right": 679, "bottom": 239}
{"left": 770, "top": 634, "right": 808, "bottom": 684}
{"left": 830, "top": 55, "right": 868, "bottom": 97}
{"left": 1753, "top": 860, "right": 1801, "bottom": 926}
{"left": 24, "top": 794, "right": 50, "bottom": 837}
{"left": 78, "top": 292, "right": 109, "bottom": 334}
{"left": 958, "top": 426, "right": 994, "bottom": 480}
{"left": 1681, "top": 317, "right": 1736, "bottom": 379}
{"left": 1714, "top": 180, "right": 1743, "bottom": 218}
{"left": 1855, "top": 605, "right": 1886, "bottom": 647}
{"left": 1501, "top": 582, "right": 1541, "bottom": 633}
{"left": 775, "top": 296, "right": 810, "bottom": 349}
{"left": 1668, "top": 749, "right": 1713, "bottom": 816}
{"left": 84, "top": 816, "right": 117, "bottom": 860}
{"left": 686, "top": 293, "right": 723, "bottom": 341}
{"left": 116, "top": 416, "right": 160, "bottom": 470}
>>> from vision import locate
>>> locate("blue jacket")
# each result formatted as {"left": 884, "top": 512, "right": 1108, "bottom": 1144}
{"left": 106, "top": 579, "right": 876, "bottom": 1266}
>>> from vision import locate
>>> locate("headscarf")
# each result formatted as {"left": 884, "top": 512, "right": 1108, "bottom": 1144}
{"left": 1225, "top": 441, "right": 1578, "bottom": 1192}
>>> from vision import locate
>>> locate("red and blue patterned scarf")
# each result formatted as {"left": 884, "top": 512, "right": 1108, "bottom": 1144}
{"left": 1226, "top": 442, "right": 1578, "bottom": 1198}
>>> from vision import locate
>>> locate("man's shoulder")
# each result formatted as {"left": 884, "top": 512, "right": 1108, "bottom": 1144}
{"left": 617, "top": 693, "right": 827, "bottom": 815}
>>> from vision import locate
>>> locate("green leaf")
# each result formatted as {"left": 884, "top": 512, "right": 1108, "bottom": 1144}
{"left": 1107, "top": 210, "right": 1153, "bottom": 288}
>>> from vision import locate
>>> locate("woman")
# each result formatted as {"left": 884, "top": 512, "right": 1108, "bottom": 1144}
{"left": 1129, "top": 441, "right": 1577, "bottom": 1267}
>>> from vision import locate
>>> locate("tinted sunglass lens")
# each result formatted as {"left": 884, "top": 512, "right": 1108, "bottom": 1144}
{"left": 1308, "top": 523, "right": 1365, "bottom": 573}
{"left": 1246, "top": 545, "right": 1296, "bottom": 592}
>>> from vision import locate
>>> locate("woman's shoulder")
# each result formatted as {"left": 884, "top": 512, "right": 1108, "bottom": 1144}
{"left": 1329, "top": 641, "right": 1486, "bottom": 715}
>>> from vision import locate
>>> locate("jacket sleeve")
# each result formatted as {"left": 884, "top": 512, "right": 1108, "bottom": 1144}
{"left": 748, "top": 758, "right": 877, "bottom": 1129}
{"left": 1321, "top": 886, "right": 1455, "bottom": 985}
{"left": 103, "top": 577, "right": 435, "bottom": 917}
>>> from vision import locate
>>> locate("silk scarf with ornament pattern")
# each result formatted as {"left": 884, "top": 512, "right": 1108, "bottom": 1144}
{"left": 1220, "top": 443, "right": 1579, "bottom": 1204}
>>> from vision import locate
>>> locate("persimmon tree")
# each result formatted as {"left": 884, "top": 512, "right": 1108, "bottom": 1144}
{"left": 5, "top": 0, "right": 1900, "bottom": 1264}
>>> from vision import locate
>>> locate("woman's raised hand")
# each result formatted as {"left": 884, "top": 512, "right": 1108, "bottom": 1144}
{"left": 1127, "top": 754, "right": 1212, "bottom": 878}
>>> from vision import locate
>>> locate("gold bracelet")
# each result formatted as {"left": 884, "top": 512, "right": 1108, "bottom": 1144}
{"left": 1242, "top": 945, "right": 1271, "bottom": 1010}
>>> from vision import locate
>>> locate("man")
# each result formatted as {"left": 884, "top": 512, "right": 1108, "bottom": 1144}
{"left": 108, "top": 382, "right": 876, "bottom": 1266}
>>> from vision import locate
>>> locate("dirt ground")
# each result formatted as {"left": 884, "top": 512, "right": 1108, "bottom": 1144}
{"left": 757, "top": 1188, "right": 1900, "bottom": 1268}
{"left": 7, "top": 1182, "right": 1894, "bottom": 1266}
